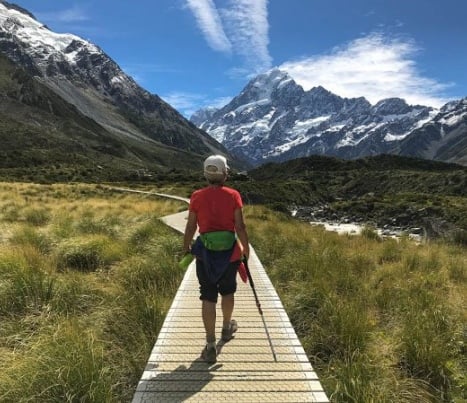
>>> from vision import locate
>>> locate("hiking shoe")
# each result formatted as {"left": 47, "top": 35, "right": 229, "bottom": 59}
{"left": 221, "top": 320, "right": 238, "bottom": 342}
{"left": 201, "top": 343, "right": 217, "bottom": 363}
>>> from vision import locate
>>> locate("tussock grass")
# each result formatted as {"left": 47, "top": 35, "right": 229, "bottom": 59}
{"left": 1, "top": 183, "right": 464, "bottom": 402}
{"left": 0, "top": 182, "right": 185, "bottom": 402}
{"left": 246, "top": 205, "right": 466, "bottom": 402}
{"left": 0, "top": 247, "right": 55, "bottom": 315}
{"left": 56, "top": 235, "right": 125, "bottom": 272}
{"left": 23, "top": 206, "right": 51, "bottom": 226}
{"left": 0, "top": 320, "right": 113, "bottom": 403}
{"left": 10, "top": 225, "right": 52, "bottom": 253}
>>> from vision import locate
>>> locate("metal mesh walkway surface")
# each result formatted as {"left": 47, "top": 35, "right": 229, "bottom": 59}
{"left": 132, "top": 208, "right": 329, "bottom": 402}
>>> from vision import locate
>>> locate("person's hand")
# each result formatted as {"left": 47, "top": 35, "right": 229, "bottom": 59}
{"left": 181, "top": 243, "right": 192, "bottom": 256}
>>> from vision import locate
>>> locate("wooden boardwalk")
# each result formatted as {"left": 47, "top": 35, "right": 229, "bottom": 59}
{"left": 131, "top": 197, "right": 329, "bottom": 402}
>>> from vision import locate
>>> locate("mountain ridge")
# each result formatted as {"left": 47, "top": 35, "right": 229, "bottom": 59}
{"left": 191, "top": 68, "right": 466, "bottom": 167}
{"left": 0, "top": 0, "right": 232, "bottom": 179}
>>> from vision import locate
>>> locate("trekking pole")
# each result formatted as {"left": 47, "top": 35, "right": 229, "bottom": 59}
{"left": 243, "top": 257, "right": 277, "bottom": 362}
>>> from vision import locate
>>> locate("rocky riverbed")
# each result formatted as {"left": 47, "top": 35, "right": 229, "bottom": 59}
{"left": 290, "top": 204, "right": 458, "bottom": 242}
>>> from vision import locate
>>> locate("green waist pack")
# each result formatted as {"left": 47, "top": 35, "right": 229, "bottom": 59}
{"left": 200, "top": 231, "right": 236, "bottom": 251}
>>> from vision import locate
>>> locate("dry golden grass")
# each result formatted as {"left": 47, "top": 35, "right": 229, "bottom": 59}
{"left": 246, "top": 205, "right": 466, "bottom": 402}
{"left": 0, "top": 184, "right": 465, "bottom": 402}
{"left": 0, "top": 182, "right": 187, "bottom": 402}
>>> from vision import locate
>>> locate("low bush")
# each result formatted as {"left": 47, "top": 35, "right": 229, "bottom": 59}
{"left": 0, "top": 247, "right": 55, "bottom": 315}
{"left": 10, "top": 226, "right": 52, "bottom": 253}
{"left": 23, "top": 207, "right": 51, "bottom": 226}
{"left": 55, "top": 235, "right": 125, "bottom": 272}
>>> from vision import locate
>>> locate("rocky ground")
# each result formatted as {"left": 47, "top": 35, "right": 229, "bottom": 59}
{"left": 291, "top": 204, "right": 458, "bottom": 241}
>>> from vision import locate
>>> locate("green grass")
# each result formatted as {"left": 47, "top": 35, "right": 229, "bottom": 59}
{"left": 245, "top": 205, "right": 466, "bottom": 402}
{"left": 0, "top": 183, "right": 465, "bottom": 402}
{"left": 0, "top": 182, "right": 186, "bottom": 402}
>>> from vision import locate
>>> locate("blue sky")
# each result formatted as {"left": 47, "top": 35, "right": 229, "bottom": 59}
{"left": 11, "top": 0, "right": 467, "bottom": 117}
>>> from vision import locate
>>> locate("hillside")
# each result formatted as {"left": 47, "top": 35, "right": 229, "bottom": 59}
{"left": 230, "top": 154, "right": 467, "bottom": 240}
{"left": 0, "top": 54, "right": 212, "bottom": 182}
{"left": 0, "top": 1, "right": 231, "bottom": 180}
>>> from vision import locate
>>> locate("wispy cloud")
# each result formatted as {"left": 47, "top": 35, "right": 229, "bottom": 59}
{"left": 37, "top": 5, "right": 90, "bottom": 23}
{"left": 35, "top": 4, "right": 104, "bottom": 38}
{"left": 185, "top": 0, "right": 231, "bottom": 53}
{"left": 185, "top": 0, "right": 271, "bottom": 77}
{"left": 280, "top": 33, "right": 452, "bottom": 107}
{"left": 220, "top": 0, "right": 272, "bottom": 75}
{"left": 161, "top": 91, "right": 231, "bottom": 117}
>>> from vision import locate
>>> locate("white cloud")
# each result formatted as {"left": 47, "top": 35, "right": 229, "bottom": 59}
{"left": 220, "top": 0, "right": 272, "bottom": 75}
{"left": 38, "top": 5, "right": 89, "bottom": 23}
{"left": 280, "top": 33, "right": 452, "bottom": 107}
{"left": 185, "top": 0, "right": 232, "bottom": 53}
{"left": 185, "top": 0, "right": 271, "bottom": 76}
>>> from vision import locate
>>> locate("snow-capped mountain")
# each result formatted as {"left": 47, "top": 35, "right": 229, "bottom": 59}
{"left": 395, "top": 98, "right": 467, "bottom": 165}
{"left": 191, "top": 68, "right": 467, "bottom": 166}
{"left": 0, "top": 0, "right": 227, "bottom": 162}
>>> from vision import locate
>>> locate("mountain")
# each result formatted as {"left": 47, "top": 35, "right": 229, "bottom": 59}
{"left": 394, "top": 99, "right": 467, "bottom": 165}
{"left": 0, "top": 1, "right": 229, "bottom": 180}
{"left": 191, "top": 68, "right": 467, "bottom": 167}
{"left": 229, "top": 154, "right": 467, "bottom": 240}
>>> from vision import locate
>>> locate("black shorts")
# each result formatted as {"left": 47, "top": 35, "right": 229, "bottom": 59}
{"left": 196, "top": 259, "right": 239, "bottom": 303}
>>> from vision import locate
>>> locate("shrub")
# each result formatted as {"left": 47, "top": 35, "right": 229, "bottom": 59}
{"left": 398, "top": 304, "right": 457, "bottom": 400}
{"left": 450, "top": 229, "right": 467, "bottom": 246}
{"left": 0, "top": 320, "right": 114, "bottom": 402}
{"left": 10, "top": 226, "right": 51, "bottom": 253}
{"left": 23, "top": 207, "right": 51, "bottom": 226}
{"left": 361, "top": 225, "right": 382, "bottom": 241}
{"left": 56, "top": 235, "right": 124, "bottom": 272}
{"left": 0, "top": 248, "right": 55, "bottom": 314}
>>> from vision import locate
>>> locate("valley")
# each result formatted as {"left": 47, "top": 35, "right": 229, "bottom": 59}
{"left": 0, "top": 1, "right": 466, "bottom": 402}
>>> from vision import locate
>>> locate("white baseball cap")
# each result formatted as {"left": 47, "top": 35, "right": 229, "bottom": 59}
{"left": 203, "top": 155, "right": 229, "bottom": 177}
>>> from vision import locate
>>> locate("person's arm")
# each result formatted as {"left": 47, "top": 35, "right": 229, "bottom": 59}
{"left": 234, "top": 207, "right": 249, "bottom": 259}
{"left": 183, "top": 210, "right": 198, "bottom": 254}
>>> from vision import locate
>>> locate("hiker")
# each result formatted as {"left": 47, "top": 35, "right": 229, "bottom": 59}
{"left": 182, "top": 155, "right": 250, "bottom": 363}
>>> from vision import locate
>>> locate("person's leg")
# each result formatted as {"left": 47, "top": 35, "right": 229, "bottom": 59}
{"left": 201, "top": 299, "right": 217, "bottom": 363}
{"left": 219, "top": 262, "right": 239, "bottom": 341}
{"left": 196, "top": 260, "right": 218, "bottom": 362}
{"left": 202, "top": 300, "right": 217, "bottom": 343}
{"left": 221, "top": 293, "right": 234, "bottom": 328}
{"left": 196, "top": 260, "right": 218, "bottom": 342}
